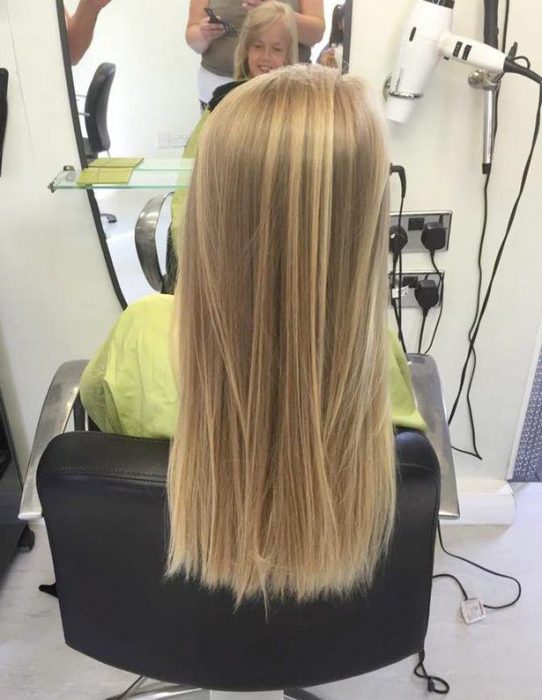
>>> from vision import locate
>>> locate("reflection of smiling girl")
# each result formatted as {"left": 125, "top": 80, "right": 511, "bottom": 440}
{"left": 186, "top": 1, "right": 325, "bottom": 106}
{"left": 170, "top": 3, "right": 299, "bottom": 251}
{"left": 234, "top": 1, "right": 298, "bottom": 78}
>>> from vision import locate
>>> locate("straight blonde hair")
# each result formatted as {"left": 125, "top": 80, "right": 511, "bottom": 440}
{"left": 168, "top": 64, "right": 395, "bottom": 605}
{"left": 234, "top": 1, "right": 299, "bottom": 80}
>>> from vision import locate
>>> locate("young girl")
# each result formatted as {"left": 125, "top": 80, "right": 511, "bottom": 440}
{"left": 169, "top": 2, "right": 300, "bottom": 270}
{"left": 233, "top": 0, "right": 298, "bottom": 80}
{"left": 81, "top": 65, "right": 426, "bottom": 603}
{"left": 185, "top": 0, "right": 324, "bottom": 106}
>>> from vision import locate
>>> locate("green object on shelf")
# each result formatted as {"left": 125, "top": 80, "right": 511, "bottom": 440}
{"left": 49, "top": 158, "right": 194, "bottom": 191}
{"left": 77, "top": 167, "right": 134, "bottom": 186}
{"left": 87, "top": 157, "right": 144, "bottom": 169}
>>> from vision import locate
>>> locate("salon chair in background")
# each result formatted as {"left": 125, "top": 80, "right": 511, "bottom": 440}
{"left": 80, "top": 62, "right": 117, "bottom": 224}
{"left": 19, "top": 361, "right": 443, "bottom": 700}
{"left": 134, "top": 191, "right": 175, "bottom": 294}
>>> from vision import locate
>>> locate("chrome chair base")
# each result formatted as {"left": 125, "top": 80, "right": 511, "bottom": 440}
{"left": 108, "top": 679, "right": 321, "bottom": 700}
{"left": 107, "top": 678, "right": 203, "bottom": 699}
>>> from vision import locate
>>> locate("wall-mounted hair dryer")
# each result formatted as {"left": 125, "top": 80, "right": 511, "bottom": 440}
{"left": 386, "top": 0, "right": 541, "bottom": 124}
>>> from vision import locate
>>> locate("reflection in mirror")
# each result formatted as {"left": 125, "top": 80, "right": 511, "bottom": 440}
{"left": 58, "top": 0, "right": 353, "bottom": 304}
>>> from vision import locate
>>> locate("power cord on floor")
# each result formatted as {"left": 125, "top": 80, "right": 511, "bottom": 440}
{"left": 414, "top": 651, "right": 450, "bottom": 694}
{"left": 434, "top": 521, "right": 522, "bottom": 611}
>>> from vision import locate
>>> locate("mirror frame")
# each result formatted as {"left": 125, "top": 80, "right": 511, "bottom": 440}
{"left": 55, "top": 0, "right": 127, "bottom": 309}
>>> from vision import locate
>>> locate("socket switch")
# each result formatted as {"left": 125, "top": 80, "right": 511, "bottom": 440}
{"left": 389, "top": 271, "right": 444, "bottom": 309}
{"left": 390, "top": 211, "right": 452, "bottom": 253}
{"left": 158, "top": 132, "right": 188, "bottom": 150}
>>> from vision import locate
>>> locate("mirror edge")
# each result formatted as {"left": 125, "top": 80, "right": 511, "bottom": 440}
{"left": 55, "top": 0, "right": 127, "bottom": 310}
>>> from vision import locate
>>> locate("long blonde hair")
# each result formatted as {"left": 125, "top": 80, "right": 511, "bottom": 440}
{"left": 168, "top": 64, "right": 395, "bottom": 605}
{"left": 234, "top": 1, "right": 299, "bottom": 80}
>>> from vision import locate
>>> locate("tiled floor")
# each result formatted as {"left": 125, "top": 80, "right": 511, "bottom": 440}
{"left": 1, "top": 484, "right": 541, "bottom": 699}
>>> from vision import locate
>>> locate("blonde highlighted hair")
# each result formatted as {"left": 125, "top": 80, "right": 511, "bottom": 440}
{"left": 168, "top": 64, "right": 395, "bottom": 605}
{"left": 234, "top": 1, "right": 299, "bottom": 80}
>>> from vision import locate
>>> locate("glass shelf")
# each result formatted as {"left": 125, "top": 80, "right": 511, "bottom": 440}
{"left": 49, "top": 158, "right": 193, "bottom": 192}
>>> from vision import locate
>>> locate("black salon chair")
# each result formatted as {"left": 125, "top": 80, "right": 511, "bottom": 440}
{"left": 18, "top": 360, "right": 445, "bottom": 699}
{"left": 134, "top": 192, "right": 175, "bottom": 294}
{"left": 82, "top": 62, "right": 115, "bottom": 162}
{"left": 80, "top": 62, "right": 117, "bottom": 224}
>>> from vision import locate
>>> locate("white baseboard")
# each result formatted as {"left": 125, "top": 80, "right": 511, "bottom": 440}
{"left": 442, "top": 478, "right": 515, "bottom": 526}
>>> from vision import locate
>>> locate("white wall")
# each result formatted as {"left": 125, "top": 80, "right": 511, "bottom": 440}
{"left": 65, "top": 0, "right": 203, "bottom": 157}
{"left": 350, "top": 0, "right": 542, "bottom": 486}
{"left": 2, "top": 0, "right": 541, "bottom": 501}
{"left": 65, "top": 0, "right": 339, "bottom": 158}
{"left": 0, "top": 0, "right": 121, "bottom": 469}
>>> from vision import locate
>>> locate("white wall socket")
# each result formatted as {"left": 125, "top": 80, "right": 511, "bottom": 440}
{"left": 158, "top": 132, "right": 188, "bottom": 149}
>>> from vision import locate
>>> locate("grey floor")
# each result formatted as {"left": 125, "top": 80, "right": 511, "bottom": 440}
{"left": 1, "top": 483, "right": 541, "bottom": 699}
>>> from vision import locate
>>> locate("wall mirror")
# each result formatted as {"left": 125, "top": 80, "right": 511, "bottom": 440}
{"left": 56, "top": 0, "right": 353, "bottom": 306}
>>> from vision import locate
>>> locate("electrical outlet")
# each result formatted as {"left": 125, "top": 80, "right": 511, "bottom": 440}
{"left": 157, "top": 132, "right": 188, "bottom": 150}
{"left": 390, "top": 211, "right": 452, "bottom": 253}
{"left": 389, "top": 271, "right": 444, "bottom": 309}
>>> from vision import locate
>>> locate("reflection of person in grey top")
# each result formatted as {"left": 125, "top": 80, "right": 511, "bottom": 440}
{"left": 64, "top": 0, "right": 112, "bottom": 65}
{"left": 186, "top": 0, "right": 325, "bottom": 105}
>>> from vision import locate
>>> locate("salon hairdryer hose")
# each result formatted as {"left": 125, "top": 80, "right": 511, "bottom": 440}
{"left": 386, "top": 0, "right": 542, "bottom": 123}
{"left": 0, "top": 69, "right": 8, "bottom": 177}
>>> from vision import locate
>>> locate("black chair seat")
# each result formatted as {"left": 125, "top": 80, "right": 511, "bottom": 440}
{"left": 37, "top": 429, "right": 439, "bottom": 692}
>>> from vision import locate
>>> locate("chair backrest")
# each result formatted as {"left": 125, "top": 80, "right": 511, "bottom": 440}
{"left": 37, "top": 430, "right": 440, "bottom": 692}
{"left": 84, "top": 62, "right": 116, "bottom": 157}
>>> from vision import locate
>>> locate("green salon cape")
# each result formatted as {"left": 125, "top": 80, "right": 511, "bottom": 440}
{"left": 80, "top": 295, "right": 427, "bottom": 438}
{"left": 170, "top": 111, "right": 210, "bottom": 240}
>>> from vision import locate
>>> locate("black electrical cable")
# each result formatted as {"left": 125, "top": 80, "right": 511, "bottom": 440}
{"left": 417, "top": 314, "right": 428, "bottom": 354}
{"left": 463, "top": 346, "right": 483, "bottom": 458}
{"left": 458, "top": 175, "right": 492, "bottom": 457}
{"left": 432, "top": 573, "right": 469, "bottom": 601}
{"left": 390, "top": 255, "right": 407, "bottom": 353}
{"left": 450, "top": 34, "right": 527, "bottom": 455}
{"left": 398, "top": 249, "right": 404, "bottom": 338}
{"left": 502, "top": 0, "right": 510, "bottom": 52}
{"left": 414, "top": 651, "right": 450, "bottom": 695}
{"left": 493, "top": 0, "right": 509, "bottom": 136}
{"left": 423, "top": 251, "right": 444, "bottom": 354}
{"left": 397, "top": 192, "right": 406, "bottom": 348}
{"left": 448, "top": 176, "right": 489, "bottom": 454}
{"left": 114, "top": 676, "right": 146, "bottom": 700}
{"left": 436, "top": 522, "right": 522, "bottom": 610}
{"left": 448, "top": 0, "right": 502, "bottom": 447}
{"left": 390, "top": 169, "right": 407, "bottom": 353}
{"left": 452, "top": 444, "right": 482, "bottom": 457}
{"left": 513, "top": 55, "right": 532, "bottom": 69}
{"left": 449, "top": 81, "right": 542, "bottom": 426}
